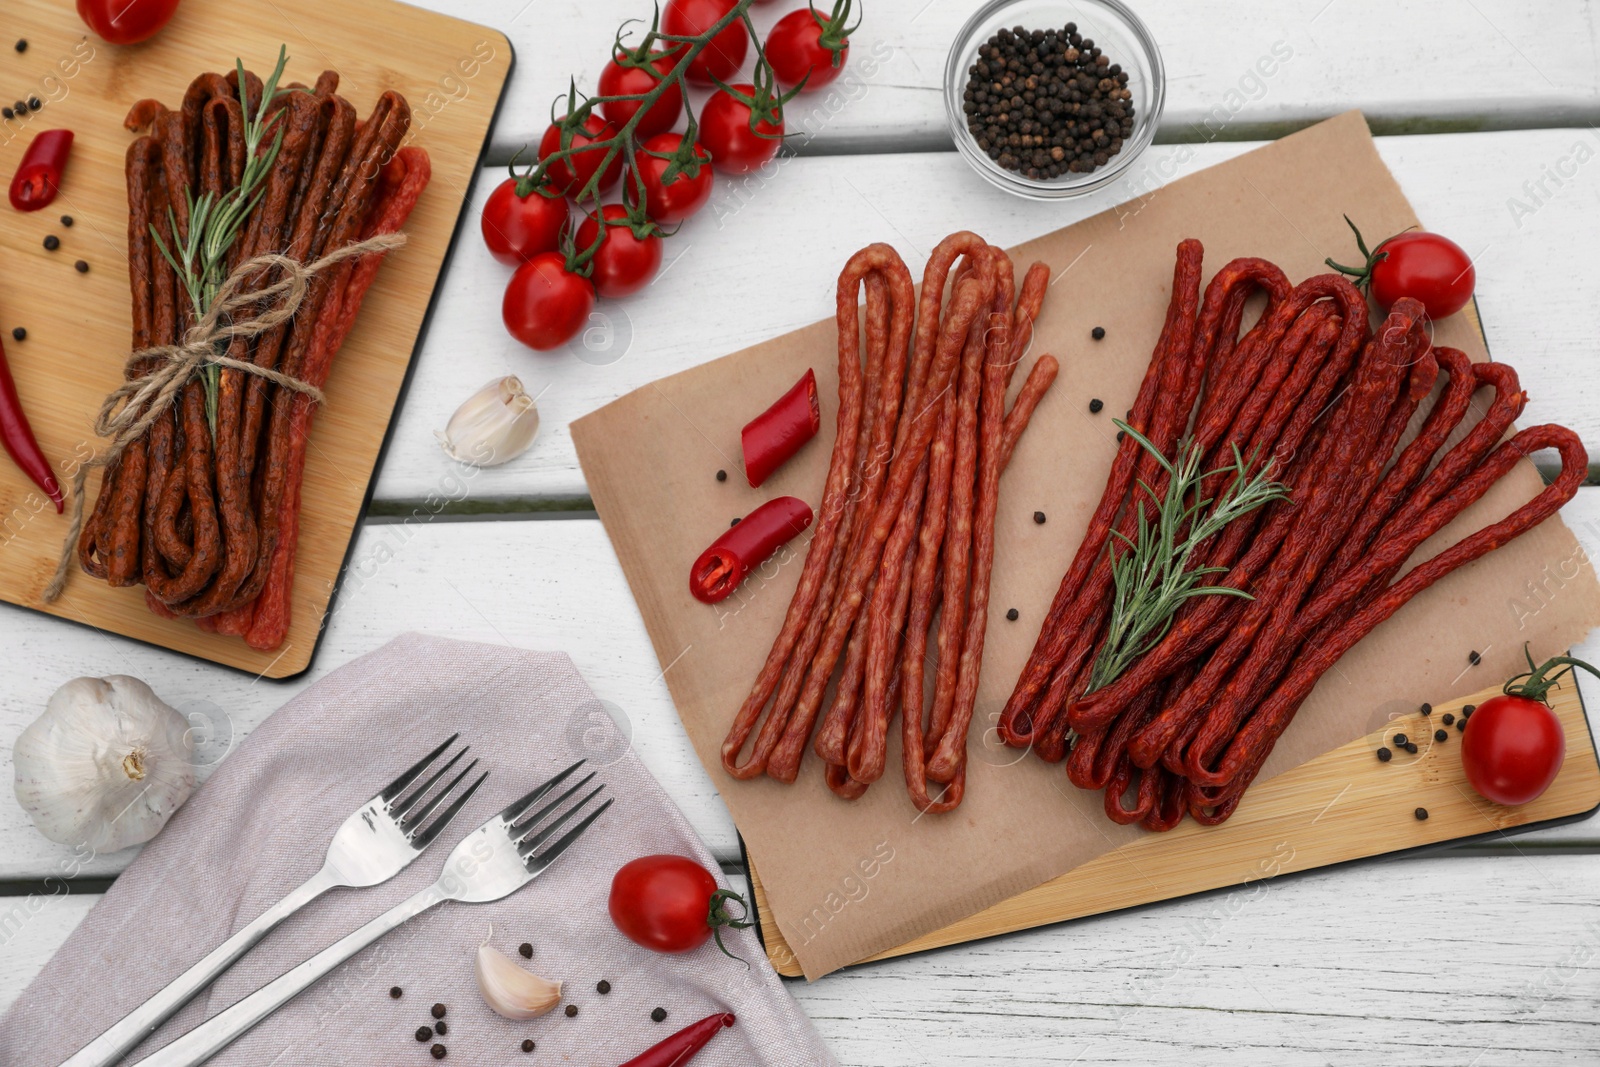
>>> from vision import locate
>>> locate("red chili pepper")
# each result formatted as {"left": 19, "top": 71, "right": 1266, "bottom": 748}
{"left": 617, "top": 1012, "right": 736, "bottom": 1067}
{"left": 0, "top": 334, "right": 62, "bottom": 511}
{"left": 690, "top": 496, "right": 813, "bottom": 604}
{"left": 742, "top": 367, "right": 820, "bottom": 487}
{"left": 9, "top": 130, "right": 74, "bottom": 212}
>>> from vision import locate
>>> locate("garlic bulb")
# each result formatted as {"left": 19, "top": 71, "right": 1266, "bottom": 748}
{"left": 475, "top": 943, "right": 562, "bottom": 1020}
{"left": 13, "top": 676, "right": 196, "bottom": 853}
{"left": 436, "top": 376, "right": 540, "bottom": 467}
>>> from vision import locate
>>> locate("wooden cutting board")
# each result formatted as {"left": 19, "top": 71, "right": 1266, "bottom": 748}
{"left": 749, "top": 677, "right": 1600, "bottom": 976}
{"left": 0, "top": 0, "right": 510, "bottom": 678}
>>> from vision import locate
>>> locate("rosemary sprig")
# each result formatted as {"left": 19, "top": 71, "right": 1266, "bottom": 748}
{"left": 1087, "top": 421, "right": 1291, "bottom": 693}
{"left": 152, "top": 46, "right": 293, "bottom": 435}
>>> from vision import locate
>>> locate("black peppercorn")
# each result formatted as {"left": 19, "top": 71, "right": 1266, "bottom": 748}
{"left": 1469, "top": 650, "right": 1482, "bottom": 665}
{"left": 14, "top": 40, "right": 26, "bottom": 54}
{"left": 597, "top": 980, "right": 612, "bottom": 994}
{"left": 519, "top": 942, "right": 533, "bottom": 958}
{"left": 1420, "top": 703, "right": 1432, "bottom": 716}
{"left": 11, "top": 327, "right": 24, "bottom": 341}
{"left": 60, "top": 215, "right": 72, "bottom": 227}
{"left": 75, "top": 260, "right": 89, "bottom": 273}
{"left": 730, "top": 516, "right": 740, "bottom": 526}
{"left": 1116, "top": 430, "right": 1125, "bottom": 442}
{"left": 1088, "top": 397, "right": 1103, "bottom": 413}
{"left": 2, "top": 109, "right": 12, "bottom": 121}
{"left": 1463, "top": 705, "right": 1476, "bottom": 715}
{"left": 431, "top": 1043, "right": 446, "bottom": 1059}
{"left": 389, "top": 985, "right": 402, "bottom": 999}
{"left": 715, "top": 469, "right": 727, "bottom": 482}
{"left": 1442, "top": 713, "right": 1455, "bottom": 725}
{"left": 651, "top": 1007, "right": 668, "bottom": 1023}
{"left": 1393, "top": 733, "right": 1408, "bottom": 746}
{"left": 1456, "top": 719, "right": 1466, "bottom": 732}
{"left": 1376, "top": 746, "right": 1392, "bottom": 762}
{"left": 26, "top": 96, "right": 39, "bottom": 111}
{"left": 415, "top": 1026, "right": 433, "bottom": 1042}
{"left": 1091, "top": 326, "right": 1105, "bottom": 340}
{"left": 565, "top": 1004, "right": 578, "bottom": 1018}
{"left": 1033, "top": 510, "right": 1046, "bottom": 524}
{"left": 13, "top": 101, "right": 26, "bottom": 115}
{"left": 1006, "top": 608, "right": 1019, "bottom": 621}
{"left": 436, "top": 1021, "right": 449, "bottom": 1036}
{"left": 1414, "top": 807, "right": 1429, "bottom": 821}
{"left": 1434, "top": 729, "right": 1448, "bottom": 742}
{"left": 431, "top": 1003, "right": 446, "bottom": 1020}
{"left": 1405, "top": 742, "right": 1419, "bottom": 754}
{"left": 521, "top": 1039, "right": 536, "bottom": 1053}
{"left": 43, "top": 235, "right": 59, "bottom": 251}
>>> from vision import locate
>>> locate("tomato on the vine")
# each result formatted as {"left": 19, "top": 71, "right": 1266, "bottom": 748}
{"left": 77, "top": 0, "right": 179, "bottom": 44}
{"left": 766, "top": 1, "right": 856, "bottom": 91}
{"left": 598, "top": 49, "right": 684, "bottom": 139}
{"left": 631, "top": 133, "right": 715, "bottom": 224}
{"left": 662, "top": 0, "right": 747, "bottom": 86}
{"left": 700, "top": 84, "right": 784, "bottom": 175}
{"left": 480, "top": 177, "right": 568, "bottom": 266}
{"left": 503, "top": 252, "right": 595, "bottom": 351}
{"left": 1327, "top": 218, "right": 1476, "bottom": 320}
{"left": 539, "top": 114, "right": 624, "bottom": 197}
{"left": 1460, "top": 652, "right": 1597, "bottom": 806}
{"left": 575, "top": 204, "right": 664, "bottom": 299}
{"left": 608, "top": 854, "right": 752, "bottom": 957}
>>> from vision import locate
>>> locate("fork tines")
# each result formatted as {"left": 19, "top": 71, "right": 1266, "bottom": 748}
{"left": 381, "top": 734, "right": 488, "bottom": 848}
{"left": 502, "top": 760, "right": 613, "bottom": 874}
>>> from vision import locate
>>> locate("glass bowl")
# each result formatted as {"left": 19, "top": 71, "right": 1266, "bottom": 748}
{"left": 943, "top": 0, "right": 1166, "bottom": 200}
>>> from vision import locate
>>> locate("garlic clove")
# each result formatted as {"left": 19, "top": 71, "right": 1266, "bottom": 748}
{"left": 436, "top": 376, "right": 540, "bottom": 468}
{"left": 475, "top": 943, "right": 562, "bottom": 1020}
{"left": 12, "top": 676, "right": 196, "bottom": 853}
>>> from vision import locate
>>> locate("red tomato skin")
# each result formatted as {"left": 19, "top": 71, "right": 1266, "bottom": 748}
{"left": 1369, "top": 232, "right": 1476, "bottom": 320}
{"left": 766, "top": 10, "right": 847, "bottom": 90}
{"left": 77, "top": 0, "right": 179, "bottom": 44}
{"left": 1461, "top": 694, "right": 1566, "bottom": 806}
{"left": 662, "top": 0, "right": 748, "bottom": 86}
{"left": 480, "top": 179, "right": 568, "bottom": 266}
{"left": 502, "top": 252, "right": 596, "bottom": 351}
{"left": 609, "top": 855, "right": 717, "bottom": 954}
{"left": 633, "top": 133, "right": 715, "bottom": 224}
{"left": 574, "top": 205, "right": 664, "bottom": 299}
{"left": 539, "top": 115, "right": 624, "bottom": 197}
{"left": 699, "top": 85, "right": 783, "bottom": 175}
{"left": 598, "top": 52, "right": 684, "bottom": 139}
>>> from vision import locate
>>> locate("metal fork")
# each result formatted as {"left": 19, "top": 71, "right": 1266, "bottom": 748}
{"left": 130, "top": 760, "right": 612, "bottom": 1067}
{"left": 60, "top": 736, "right": 485, "bottom": 1067}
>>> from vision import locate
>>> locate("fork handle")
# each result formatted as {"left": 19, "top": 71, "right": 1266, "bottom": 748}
{"left": 127, "top": 885, "right": 445, "bottom": 1067}
{"left": 58, "top": 866, "right": 341, "bottom": 1067}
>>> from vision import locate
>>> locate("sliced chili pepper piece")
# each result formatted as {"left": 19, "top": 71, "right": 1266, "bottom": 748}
{"left": 690, "top": 496, "right": 813, "bottom": 604}
{"left": 0, "top": 333, "right": 62, "bottom": 510}
{"left": 742, "top": 367, "right": 820, "bottom": 487}
{"left": 617, "top": 1012, "right": 736, "bottom": 1067}
{"left": 9, "top": 129, "right": 73, "bottom": 212}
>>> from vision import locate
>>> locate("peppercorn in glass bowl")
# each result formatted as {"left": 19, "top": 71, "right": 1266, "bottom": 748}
{"left": 944, "top": 0, "right": 1165, "bottom": 200}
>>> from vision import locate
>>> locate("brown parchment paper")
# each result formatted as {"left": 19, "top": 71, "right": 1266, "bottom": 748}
{"left": 573, "top": 112, "right": 1600, "bottom": 979}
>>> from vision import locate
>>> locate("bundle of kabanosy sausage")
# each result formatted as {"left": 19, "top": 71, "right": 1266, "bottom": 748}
{"left": 722, "top": 235, "right": 1060, "bottom": 813}
{"left": 75, "top": 62, "right": 430, "bottom": 651}
{"left": 998, "top": 239, "right": 1587, "bottom": 831}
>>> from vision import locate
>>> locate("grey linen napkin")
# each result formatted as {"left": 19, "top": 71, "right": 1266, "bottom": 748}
{"left": 3, "top": 634, "right": 836, "bottom": 1066}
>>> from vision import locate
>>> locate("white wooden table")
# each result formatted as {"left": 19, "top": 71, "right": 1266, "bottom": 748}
{"left": 7, "top": 1, "right": 1600, "bottom": 1061}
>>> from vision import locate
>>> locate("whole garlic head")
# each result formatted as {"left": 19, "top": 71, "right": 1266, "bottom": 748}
{"left": 13, "top": 676, "right": 196, "bottom": 853}
{"left": 436, "top": 376, "right": 540, "bottom": 467}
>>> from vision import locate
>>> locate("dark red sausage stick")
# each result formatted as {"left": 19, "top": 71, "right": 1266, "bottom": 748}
{"left": 690, "top": 496, "right": 815, "bottom": 604}
{"left": 742, "top": 368, "right": 821, "bottom": 487}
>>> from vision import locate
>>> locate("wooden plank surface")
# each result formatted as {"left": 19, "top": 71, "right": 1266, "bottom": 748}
{"left": 0, "top": 0, "right": 510, "bottom": 676}
{"left": 372, "top": 127, "right": 1600, "bottom": 506}
{"left": 406, "top": 0, "right": 1600, "bottom": 161}
{"left": 3, "top": 490, "right": 1599, "bottom": 884}
{"left": 11, "top": 855, "right": 1600, "bottom": 1061}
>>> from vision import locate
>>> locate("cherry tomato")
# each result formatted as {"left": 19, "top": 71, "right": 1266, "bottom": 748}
{"left": 77, "top": 0, "right": 179, "bottom": 44}
{"left": 699, "top": 85, "right": 783, "bottom": 175}
{"left": 1462, "top": 694, "right": 1565, "bottom": 806}
{"left": 598, "top": 50, "right": 683, "bottom": 139}
{"left": 631, "top": 133, "right": 715, "bottom": 224}
{"left": 1370, "top": 232, "right": 1476, "bottom": 320}
{"left": 480, "top": 178, "right": 568, "bottom": 266}
{"left": 662, "top": 0, "right": 747, "bottom": 86}
{"left": 539, "top": 114, "right": 624, "bottom": 198}
{"left": 575, "top": 205, "right": 664, "bottom": 299}
{"left": 609, "top": 855, "right": 748, "bottom": 956}
{"left": 766, "top": 9, "right": 849, "bottom": 90}
{"left": 503, "top": 252, "right": 595, "bottom": 351}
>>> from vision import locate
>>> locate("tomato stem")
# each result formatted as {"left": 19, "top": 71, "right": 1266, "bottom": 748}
{"left": 706, "top": 887, "right": 754, "bottom": 964}
{"left": 813, "top": 0, "right": 861, "bottom": 65}
{"left": 1503, "top": 643, "right": 1600, "bottom": 705}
